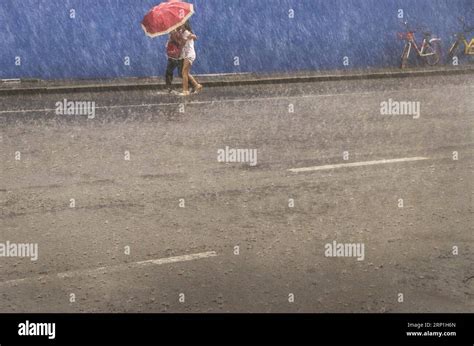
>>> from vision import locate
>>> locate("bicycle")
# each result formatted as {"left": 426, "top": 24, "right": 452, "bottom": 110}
{"left": 398, "top": 21, "right": 442, "bottom": 69}
{"left": 446, "top": 16, "right": 474, "bottom": 64}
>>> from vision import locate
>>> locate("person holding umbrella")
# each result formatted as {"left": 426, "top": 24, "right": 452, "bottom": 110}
{"left": 141, "top": 1, "right": 201, "bottom": 95}
{"left": 165, "top": 28, "right": 185, "bottom": 93}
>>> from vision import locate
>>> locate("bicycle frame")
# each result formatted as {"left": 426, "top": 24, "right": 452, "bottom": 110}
{"left": 449, "top": 17, "right": 474, "bottom": 56}
{"left": 403, "top": 33, "right": 440, "bottom": 59}
{"left": 399, "top": 21, "right": 442, "bottom": 68}
{"left": 455, "top": 34, "right": 474, "bottom": 55}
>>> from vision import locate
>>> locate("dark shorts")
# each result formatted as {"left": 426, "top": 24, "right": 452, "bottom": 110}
{"left": 165, "top": 58, "right": 184, "bottom": 87}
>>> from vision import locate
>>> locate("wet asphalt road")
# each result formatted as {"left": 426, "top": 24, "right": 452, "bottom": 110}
{"left": 0, "top": 73, "right": 473, "bottom": 312}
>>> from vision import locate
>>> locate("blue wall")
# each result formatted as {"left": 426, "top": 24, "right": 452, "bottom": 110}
{"left": 0, "top": 0, "right": 472, "bottom": 80}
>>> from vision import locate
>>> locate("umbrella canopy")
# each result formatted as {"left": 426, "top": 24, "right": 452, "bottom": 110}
{"left": 141, "top": 1, "right": 194, "bottom": 38}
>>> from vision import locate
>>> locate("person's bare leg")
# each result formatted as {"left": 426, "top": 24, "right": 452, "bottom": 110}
{"left": 188, "top": 73, "right": 203, "bottom": 93}
{"left": 182, "top": 60, "right": 190, "bottom": 93}
{"left": 188, "top": 74, "right": 198, "bottom": 88}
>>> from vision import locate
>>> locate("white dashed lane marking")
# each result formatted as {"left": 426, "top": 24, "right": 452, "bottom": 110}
{"left": 289, "top": 157, "right": 430, "bottom": 173}
{"left": 0, "top": 251, "right": 218, "bottom": 287}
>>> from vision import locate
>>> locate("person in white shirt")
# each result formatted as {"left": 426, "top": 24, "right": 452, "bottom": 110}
{"left": 180, "top": 21, "right": 202, "bottom": 96}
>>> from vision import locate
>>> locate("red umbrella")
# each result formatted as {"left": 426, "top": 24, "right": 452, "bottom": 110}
{"left": 141, "top": 1, "right": 194, "bottom": 38}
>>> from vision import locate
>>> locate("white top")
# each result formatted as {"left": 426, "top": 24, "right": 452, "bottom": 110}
{"left": 180, "top": 30, "right": 196, "bottom": 61}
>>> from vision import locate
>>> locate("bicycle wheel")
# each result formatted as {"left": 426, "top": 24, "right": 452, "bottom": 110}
{"left": 424, "top": 41, "right": 441, "bottom": 66}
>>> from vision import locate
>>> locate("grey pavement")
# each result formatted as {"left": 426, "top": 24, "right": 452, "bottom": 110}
{"left": 0, "top": 73, "right": 472, "bottom": 312}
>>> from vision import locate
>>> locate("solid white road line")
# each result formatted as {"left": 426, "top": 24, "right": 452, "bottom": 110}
{"left": 289, "top": 157, "right": 429, "bottom": 173}
{"left": 1, "top": 85, "right": 472, "bottom": 115}
{"left": 0, "top": 251, "right": 217, "bottom": 287}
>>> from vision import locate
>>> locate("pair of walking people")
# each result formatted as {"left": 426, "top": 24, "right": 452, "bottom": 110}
{"left": 165, "top": 21, "right": 202, "bottom": 96}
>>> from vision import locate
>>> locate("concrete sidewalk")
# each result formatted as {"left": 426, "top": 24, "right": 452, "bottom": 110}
{"left": 1, "top": 64, "right": 473, "bottom": 95}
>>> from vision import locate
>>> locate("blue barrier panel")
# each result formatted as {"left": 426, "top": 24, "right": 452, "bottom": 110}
{"left": 0, "top": 0, "right": 472, "bottom": 79}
